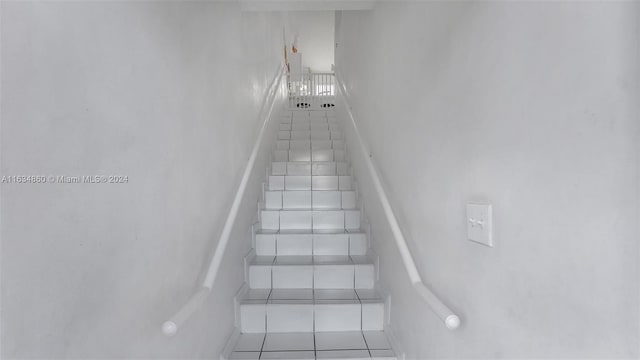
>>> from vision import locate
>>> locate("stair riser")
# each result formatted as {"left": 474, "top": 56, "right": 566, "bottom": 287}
{"left": 271, "top": 162, "right": 350, "bottom": 176}
{"left": 248, "top": 264, "right": 375, "bottom": 290}
{"left": 280, "top": 121, "right": 340, "bottom": 129}
{"left": 269, "top": 175, "right": 352, "bottom": 191}
{"left": 276, "top": 140, "right": 345, "bottom": 150}
{"left": 285, "top": 109, "right": 335, "bottom": 115}
{"left": 240, "top": 302, "right": 384, "bottom": 333}
{"left": 264, "top": 190, "right": 356, "bottom": 210}
{"left": 281, "top": 115, "right": 337, "bottom": 122}
{"left": 278, "top": 131, "right": 343, "bottom": 141}
{"left": 255, "top": 233, "right": 368, "bottom": 256}
{"left": 284, "top": 112, "right": 335, "bottom": 117}
{"left": 274, "top": 149, "right": 347, "bottom": 162}
{"left": 279, "top": 123, "right": 342, "bottom": 131}
{"left": 260, "top": 210, "right": 361, "bottom": 231}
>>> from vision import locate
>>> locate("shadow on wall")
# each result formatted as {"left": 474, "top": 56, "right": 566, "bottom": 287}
{"left": 335, "top": 1, "right": 639, "bottom": 359}
{"left": 1, "top": 2, "right": 289, "bottom": 359}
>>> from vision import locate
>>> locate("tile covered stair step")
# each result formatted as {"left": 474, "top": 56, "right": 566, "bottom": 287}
{"left": 247, "top": 255, "right": 375, "bottom": 289}
{"left": 229, "top": 331, "right": 395, "bottom": 359}
{"left": 224, "top": 108, "right": 396, "bottom": 360}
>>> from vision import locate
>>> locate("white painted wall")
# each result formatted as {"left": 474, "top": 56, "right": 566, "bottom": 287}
{"left": 336, "top": 2, "right": 639, "bottom": 358}
{"left": 287, "top": 11, "right": 335, "bottom": 72}
{"left": 1, "top": 2, "right": 286, "bottom": 358}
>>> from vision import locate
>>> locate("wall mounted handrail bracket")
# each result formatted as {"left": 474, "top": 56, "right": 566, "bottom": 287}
{"left": 162, "top": 66, "right": 285, "bottom": 336}
{"left": 335, "top": 74, "right": 461, "bottom": 331}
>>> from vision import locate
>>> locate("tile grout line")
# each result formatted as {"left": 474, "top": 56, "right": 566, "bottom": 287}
{"left": 246, "top": 110, "right": 379, "bottom": 359}
{"left": 361, "top": 329, "right": 373, "bottom": 358}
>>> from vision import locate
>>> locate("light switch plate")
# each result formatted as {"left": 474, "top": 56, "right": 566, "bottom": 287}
{"left": 467, "top": 203, "right": 493, "bottom": 247}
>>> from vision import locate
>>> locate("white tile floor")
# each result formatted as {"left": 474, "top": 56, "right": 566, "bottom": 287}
{"left": 230, "top": 331, "right": 394, "bottom": 360}
{"left": 239, "top": 288, "right": 382, "bottom": 304}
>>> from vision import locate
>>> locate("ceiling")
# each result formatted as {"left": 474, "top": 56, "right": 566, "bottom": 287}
{"left": 239, "top": 0, "right": 375, "bottom": 11}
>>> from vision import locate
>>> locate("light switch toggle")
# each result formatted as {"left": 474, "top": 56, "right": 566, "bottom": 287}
{"left": 467, "top": 203, "right": 493, "bottom": 247}
{"left": 468, "top": 218, "right": 484, "bottom": 228}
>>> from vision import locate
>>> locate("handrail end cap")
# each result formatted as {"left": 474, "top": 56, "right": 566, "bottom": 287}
{"left": 162, "top": 321, "right": 178, "bottom": 336}
{"left": 445, "top": 315, "right": 461, "bottom": 330}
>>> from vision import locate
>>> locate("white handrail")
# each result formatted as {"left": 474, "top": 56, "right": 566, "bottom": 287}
{"left": 162, "top": 66, "right": 285, "bottom": 336}
{"left": 335, "top": 75, "right": 461, "bottom": 331}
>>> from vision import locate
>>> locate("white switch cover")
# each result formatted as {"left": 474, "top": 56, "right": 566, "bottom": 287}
{"left": 467, "top": 203, "right": 493, "bottom": 247}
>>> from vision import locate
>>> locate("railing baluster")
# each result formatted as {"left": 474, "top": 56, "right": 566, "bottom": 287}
{"left": 282, "top": 72, "right": 336, "bottom": 109}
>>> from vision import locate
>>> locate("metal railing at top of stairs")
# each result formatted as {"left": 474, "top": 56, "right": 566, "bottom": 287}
{"left": 287, "top": 72, "right": 335, "bottom": 109}
{"left": 161, "top": 66, "right": 285, "bottom": 337}
{"left": 335, "top": 74, "right": 461, "bottom": 331}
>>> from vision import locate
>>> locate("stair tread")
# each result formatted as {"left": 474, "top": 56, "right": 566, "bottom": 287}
{"left": 264, "top": 189, "right": 355, "bottom": 193}
{"left": 269, "top": 173, "right": 352, "bottom": 177}
{"left": 272, "top": 161, "right": 349, "bottom": 164}
{"left": 263, "top": 207, "right": 359, "bottom": 211}
{"left": 255, "top": 229, "right": 366, "bottom": 235}
{"left": 261, "top": 207, "right": 359, "bottom": 211}
{"left": 250, "top": 255, "right": 374, "bottom": 266}
{"left": 241, "top": 298, "right": 384, "bottom": 305}
{"left": 229, "top": 331, "right": 395, "bottom": 360}
{"left": 241, "top": 289, "right": 383, "bottom": 303}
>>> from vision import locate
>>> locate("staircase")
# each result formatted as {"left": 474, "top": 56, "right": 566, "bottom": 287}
{"left": 224, "top": 107, "right": 397, "bottom": 360}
